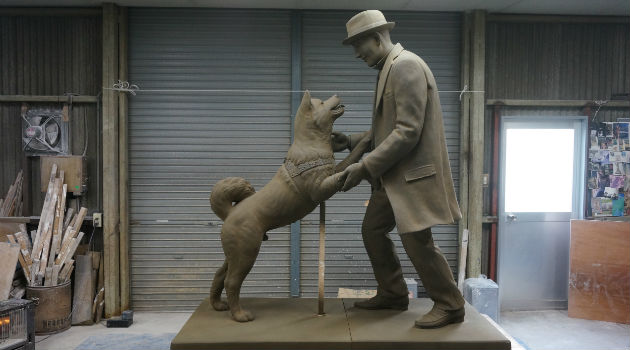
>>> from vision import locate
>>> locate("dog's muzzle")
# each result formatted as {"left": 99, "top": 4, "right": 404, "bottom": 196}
{"left": 332, "top": 104, "right": 345, "bottom": 118}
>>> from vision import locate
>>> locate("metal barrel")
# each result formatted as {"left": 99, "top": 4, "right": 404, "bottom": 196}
{"left": 26, "top": 281, "right": 71, "bottom": 335}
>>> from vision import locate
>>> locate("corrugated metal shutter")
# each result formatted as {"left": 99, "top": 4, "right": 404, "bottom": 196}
{"left": 128, "top": 8, "right": 292, "bottom": 311}
{"left": 300, "top": 11, "right": 461, "bottom": 297}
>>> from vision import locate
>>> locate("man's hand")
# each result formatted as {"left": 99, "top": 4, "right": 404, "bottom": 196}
{"left": 339, "top": 162, "right": 369, "bottom": 191}
{"left": 331, "top": 131, "right": 350, "bottom": 152}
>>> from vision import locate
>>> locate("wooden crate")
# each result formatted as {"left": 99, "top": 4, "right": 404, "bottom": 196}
{"left": 569, "top": 220, "right": 630, "bottom": 324}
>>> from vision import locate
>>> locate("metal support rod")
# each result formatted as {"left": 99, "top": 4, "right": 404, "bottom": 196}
{"left": 318, "top": 201, "right": 326, "bottom": 316}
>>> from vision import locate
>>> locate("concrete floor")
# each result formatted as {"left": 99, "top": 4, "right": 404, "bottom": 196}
{"left": 35, "top": 312, "right": 191, "bottom": 350}
{"left": 499, "top": 310, "right": 630, "bottom": 350}
{"left": 34, "top": 309, "right": 630, "bottom": 350}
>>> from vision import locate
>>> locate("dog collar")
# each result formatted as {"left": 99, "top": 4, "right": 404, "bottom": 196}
{"left": 284, "top": 158, "right": 335, "bottom": 178}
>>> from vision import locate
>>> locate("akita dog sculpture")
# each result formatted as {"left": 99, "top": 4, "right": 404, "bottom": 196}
{"left": 209, "top": 91, "right": 369, "bottom": 322}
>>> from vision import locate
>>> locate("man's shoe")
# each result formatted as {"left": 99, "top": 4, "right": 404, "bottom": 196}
{"left": 414, "top": 306, "right": 465, "bottom": 329}
{"left": 354, "top": 294, "right": 408, "bottom": 310}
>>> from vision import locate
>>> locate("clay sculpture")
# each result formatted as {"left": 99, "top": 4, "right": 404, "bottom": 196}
{"left": 209, "top": 91, "right": 369, "bottom": 322}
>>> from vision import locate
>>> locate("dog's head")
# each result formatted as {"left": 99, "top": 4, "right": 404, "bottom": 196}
{"left": 295, "top": 90, "right": 345, "bottom": 139}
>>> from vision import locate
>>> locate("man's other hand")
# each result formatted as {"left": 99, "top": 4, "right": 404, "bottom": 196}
{"left": 340, "top": 162, "right": 368, "bottom": 191}
{"left": 331, "top": 131, "right": 350, "bottom": 152}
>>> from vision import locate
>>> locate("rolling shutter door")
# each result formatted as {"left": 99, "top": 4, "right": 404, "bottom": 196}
{"left": 300, "top": 11, "right": 462, "bottom": 296}
{"left": 128, "top": 8, "right": 292, "bottom": 311}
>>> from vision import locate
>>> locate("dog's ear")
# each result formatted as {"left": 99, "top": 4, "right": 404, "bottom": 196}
{"left": 298, "top": 90, "right": 313, "bottom": 113}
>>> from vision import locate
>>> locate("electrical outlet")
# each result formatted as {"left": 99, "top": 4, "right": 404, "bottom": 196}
{"left": 93, "top": 212, "right": 102, "bottom": 227}
{"left": 482, "top": 173, "right": 489, "bottom": 187}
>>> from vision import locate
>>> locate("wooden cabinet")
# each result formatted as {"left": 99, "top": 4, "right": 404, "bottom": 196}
{"left": 569, "top": 220, "right": 630, "bottom": 324}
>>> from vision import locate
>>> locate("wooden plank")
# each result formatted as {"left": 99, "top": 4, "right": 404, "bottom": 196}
{"left": 458, "top": 11, "right": 471, "bottom": 282}
{"left": 30, "top": 259, "right": 39, "bottom": 286}
{"left": 51, "top": 264, "right": 61, "bottom": 287}
{"left": 486, "top": 14, "right": 629, "bottom": 24}
{"left": 31, "top": 164, "right": 57, "bottom": 260}
{"left": 59, "top": 232, "right": 85, "bottom": 271}
{"left": 38, "top": 178, "right": 60, "bottom": 277}
{"left": 63, "top": 207, "right": 75, "bottom": 232}
{"left": 63, "top": 266, "right": 74, "bottom": 283}
{"left": 119, "top": 5, "right": 130, "bottom": 312}
{"left": 569, "top": 220, "right": 630, "bottom": 324}
{"left": 486, "top": 99, "right": 630, "bottom": 108}
{"left": 72, "top": 255, "right": 95, "bottom": 324}
{"left": 95, "top": 251, "right": 105, "bottom": 321}
{"left": 59, "top": 259, "right": 74, "bottom": 283}
{"left": 57, "top": 229, "right": 79, "bottom": 268}
{"left": 458, "top": 229, "right": 470, "bottom": 292}
{"left": 103, "top": 1, "right": 121, "bottom": 317}
{"left": 0, "top": 242, "right": 20, "bottom": 299}
{"left": 56, "top": 227, "right": 76, "bottom": 266}
{"left": 44, "top": 267, "right": 53, "bottom": 286}
{"left": 7, "top": 235, "right": 29, "bottom": 283}
{"left": 72, "top": 207, "right": 88, "bottom": 234}
{"left": 47, "top": 175, "right": 64, "bottom": 268}
{"left": 55, "top": 184, "right": 68, "bottom": 256}
{"left": 467, "top": 10, "right": 485, "bottom": 279}
{"left": 18, "top": 224, "right": 30, "bottom": 250}
{"left": 0, "top": 95, "right": 98, "bottom": 103}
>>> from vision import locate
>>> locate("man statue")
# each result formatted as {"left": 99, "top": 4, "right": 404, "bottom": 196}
{"left": 335, "top": 10, "right": 466, "bottom": 329}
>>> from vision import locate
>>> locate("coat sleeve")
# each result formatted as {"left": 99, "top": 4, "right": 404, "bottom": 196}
{"left": 348, "top": 130, "right": 371, "bottom": 151}
{"left": 362, "top": 58, "right": 428, "bottom": 179}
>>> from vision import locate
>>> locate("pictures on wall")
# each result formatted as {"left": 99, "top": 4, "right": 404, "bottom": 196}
{"left": 589, "top": 121, "right": 630, "bottom": 217}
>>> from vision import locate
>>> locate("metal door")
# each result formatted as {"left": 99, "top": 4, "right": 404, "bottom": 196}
{"left": 128, "top": 8, "right": 292, "bottom": 311}
{"left": 498, "top": 116, "right": 586, "bottom": 310}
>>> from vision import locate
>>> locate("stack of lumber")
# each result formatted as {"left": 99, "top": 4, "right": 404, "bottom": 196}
{"left": 0, "top": 170, "right": 23, "bottom": 216}
{"left": 6, "top": 164, "right": 87, "bottom": 286}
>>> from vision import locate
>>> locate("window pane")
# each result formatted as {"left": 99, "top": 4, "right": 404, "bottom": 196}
{"left": 504, "top": 128, "right": 574, "bottom": 212}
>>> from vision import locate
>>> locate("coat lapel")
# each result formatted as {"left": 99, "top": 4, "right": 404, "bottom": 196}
{"left": 374, "top": 43, "right": 404, "bottom": 112}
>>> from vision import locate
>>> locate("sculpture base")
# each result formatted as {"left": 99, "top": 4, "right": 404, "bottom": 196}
{"left": 170, "top": 298, "right": 511, "bottom": 350}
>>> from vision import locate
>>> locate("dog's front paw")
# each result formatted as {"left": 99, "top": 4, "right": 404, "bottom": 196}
{"left": 232, "top": 309, "right": 255, "bottom": 322}
{"left": 211, "top": 299, "right": 229, "bottom": 311}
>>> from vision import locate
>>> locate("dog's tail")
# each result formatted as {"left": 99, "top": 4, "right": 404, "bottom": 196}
{"left": 210, "top": 177, "right": 255, "bottom": 221}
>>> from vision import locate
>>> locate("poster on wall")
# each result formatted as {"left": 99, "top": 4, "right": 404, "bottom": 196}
{"left": 588, "top": 121, "right": 630, "bottom": 217}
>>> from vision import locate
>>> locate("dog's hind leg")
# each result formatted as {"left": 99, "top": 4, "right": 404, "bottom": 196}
{"left": 209, "top": 260, "right": 229, "bottom": 311}
{"left": 224, "top": 242, "right": 261, "bottom": 322}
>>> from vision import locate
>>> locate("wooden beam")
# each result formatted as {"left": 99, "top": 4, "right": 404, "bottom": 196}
{"left": 487, "top": 14, "right": 629, "bottom": 24}
{"left": 487, "top": 99, "right": 630, "bottom": 108}
{"left": 118, "top": 6, "right": 131, "bottom": 313}
{"left": 0, "top": 8, "right": 102, "bottom": 16}
{"left": 458, "top": 11, "right": 471, "bottom": 281}
{"left": 467, "top": 10, "right": 486, "bottom": 279}
{"left": 0, "top": 95, "right": 98, "bottom": 103}
{"left": 103, "top": 2, "right": 121, "bottom": 318}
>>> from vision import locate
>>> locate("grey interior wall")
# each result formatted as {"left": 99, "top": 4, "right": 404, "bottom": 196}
{"left": 0, "top": 15, "right": 102, "bottom": 215}
{"left": 485, "top": 20, "right": 630, "bottom": 101}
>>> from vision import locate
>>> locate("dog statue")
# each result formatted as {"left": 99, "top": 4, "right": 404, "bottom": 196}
{"left": 209, "top": 91, "right": 369, "bottom": 322}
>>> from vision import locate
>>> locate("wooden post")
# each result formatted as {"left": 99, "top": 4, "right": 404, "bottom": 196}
{"left": 466, "top": 10, "right": 486, "bottom": 279}
{"left": 103, "top": 2, "right": 121, "bottom": 317}
{"left": 458, "top": 12, "right": 471, "bottom": 282}
{"left": 118, "top": 6, "right": 130, "bottom": 313}
{"left": 317, "top": 202, "right": 325, "bottom": 316}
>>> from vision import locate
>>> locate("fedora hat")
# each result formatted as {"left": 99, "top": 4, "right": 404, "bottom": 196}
{"left": 342, "top": 10, "right": 395, "bottom": 45}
